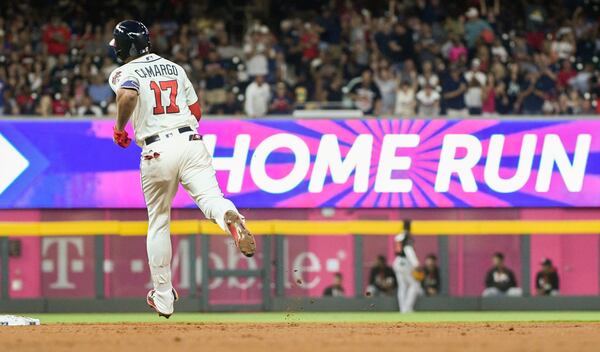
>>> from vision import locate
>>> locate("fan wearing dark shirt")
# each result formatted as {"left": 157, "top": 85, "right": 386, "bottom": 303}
{"left": 422, "top": 254, "right": 441, "bottom": 296}
{"left": 536, "top": 258, "right": 559, "bottom": 296}
{"left": 349, "top": 69, "right": 382, "bottom": 115}
{"left": 323, "top": 273, "right": 345, "bottom": 297}
{"left": 366, "top": 255, "right": 397, "bottom": 297}
{"left": 482, "top": 252, "right": 523, "bottom": 297}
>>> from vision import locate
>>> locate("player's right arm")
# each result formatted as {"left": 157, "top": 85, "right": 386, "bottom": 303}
{"left": 111, "top": 87, "right": 137, "bottom": 148}
{"left": 116, "top": 88, "right": 138, "bottom": 130}
{"left": 108, "top": 69, "right": 140, "bottom": 148}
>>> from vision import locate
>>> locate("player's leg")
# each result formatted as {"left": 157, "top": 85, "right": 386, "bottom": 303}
{"left": 141, "top": 152, "right": 179, "bottom": 317}
{"left": 404, "top": 278, "right": 422, "bottom": 313}
{"left": 179, "top": 138, "right": 256, "bottom": 257}
{"left": 395, "top": 275, "right": 406, "bottom": 312}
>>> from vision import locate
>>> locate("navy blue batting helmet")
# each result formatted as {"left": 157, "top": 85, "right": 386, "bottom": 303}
{"left": 110, "top": 20, "right": 150, "bottom": 62}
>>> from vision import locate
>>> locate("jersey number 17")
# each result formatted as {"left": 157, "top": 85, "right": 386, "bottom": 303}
{"left": 150, "top": 80, "right": 180, "bottom": 115}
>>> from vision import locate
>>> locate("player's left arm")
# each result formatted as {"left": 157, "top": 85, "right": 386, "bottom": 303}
{"left": 183, "top": 74, "right": 202, "bottom": 121}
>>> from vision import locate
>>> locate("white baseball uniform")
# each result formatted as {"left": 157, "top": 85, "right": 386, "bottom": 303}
{"left": 393, "top": 244, "right": 422, "bottom": 313}
{"left": 108, "top": 53, "right": 239, "bottom": 314}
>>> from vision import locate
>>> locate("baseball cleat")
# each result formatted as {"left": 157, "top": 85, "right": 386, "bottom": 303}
{"left": 146, "top": 288, "right": 179, "bottom": 319}
{"left": 224, "top": 210, "right": 256, "bottom": 257}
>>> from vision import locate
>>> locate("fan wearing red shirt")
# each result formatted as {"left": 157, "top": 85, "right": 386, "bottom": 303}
{"left": 300, "top": 23, "right": 319, "bottom": 61}
{"left": 557, "top": 60, "right": 577, "bottom": 89}
{"left": 43, "top": 17, "right": 71, "bottom": 56}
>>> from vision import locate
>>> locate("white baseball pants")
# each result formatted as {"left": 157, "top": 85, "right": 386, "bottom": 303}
{"left": 393, "top": 256, "right": 422, "bottom": 313}
{"left": 140, "top": 127, "right": 238, "bottom": 300}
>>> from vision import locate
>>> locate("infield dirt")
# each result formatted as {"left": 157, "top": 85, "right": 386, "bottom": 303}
{"left": 1, "top": 322, "right": 599, "bottom": 351}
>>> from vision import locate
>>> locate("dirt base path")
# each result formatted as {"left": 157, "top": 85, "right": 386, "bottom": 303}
{"left": 2, "top": 322, "right": 599, "bottom": 352}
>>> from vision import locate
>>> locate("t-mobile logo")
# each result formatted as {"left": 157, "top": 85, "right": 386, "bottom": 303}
{"left": 41, "top": 238, "right": 85, "bottom": 289}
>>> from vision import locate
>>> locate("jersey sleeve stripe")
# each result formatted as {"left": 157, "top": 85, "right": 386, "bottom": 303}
{"left": 120, "top": 80, "right": 140, "bottom": 91}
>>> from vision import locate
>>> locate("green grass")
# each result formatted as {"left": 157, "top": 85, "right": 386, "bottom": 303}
{"left": 23, "top": 312, "right": 600, "bottom": 324}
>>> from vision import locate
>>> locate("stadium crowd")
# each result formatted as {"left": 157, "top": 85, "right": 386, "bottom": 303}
{"left": 0, "top": 0, "right": 599, "bottom": 117}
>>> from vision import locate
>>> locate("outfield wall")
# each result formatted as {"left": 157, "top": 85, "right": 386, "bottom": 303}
{"left": 1, "top": 208, "right": 600, "bottom": 303}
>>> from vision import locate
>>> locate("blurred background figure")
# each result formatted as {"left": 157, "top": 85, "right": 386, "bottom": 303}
{"left": 323, "top": 273, "right": 345, "bottom": 297}
{"left": 244, "top": 75, "right": 270, "bottom": 117}
{"left": 422, "top": 254, "right": 441, "bottom": 296}
{"left": 416, "top": 83, "right": 440, "bottom": 116}
{"left": 366, "top": 255, "right": 397, "bottom": 297}
{"left": 394, "top": 81, "right": 416, "bottom": 116}
{"left": 348, "top": 69, "right": 381, "bottom": 115}
{"left": 393, "top": 231, "right": 422, "bottom": 313}
{"left": 536, "top": 258, "right": 560, "bottom": 296}
{"left": 483, "top": 252, "right": 523, "bottom": 297}
{"left": 269, "top": 82, "right": 293, "bottom": 114}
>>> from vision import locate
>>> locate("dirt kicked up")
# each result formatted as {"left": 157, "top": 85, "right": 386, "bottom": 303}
{"left": 1, "top": 322, "right": 600, "bottom": 352}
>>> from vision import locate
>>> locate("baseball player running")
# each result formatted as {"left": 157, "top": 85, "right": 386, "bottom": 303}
{"left": 108, "top": 20, "right": 255, "bottom": 318}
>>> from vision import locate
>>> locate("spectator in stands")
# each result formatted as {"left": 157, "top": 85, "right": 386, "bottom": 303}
{"left": 15, "top": 86, "right": 36, "bottom": 115}
{"left": 482, "top": 252, "right": 523, "bottom": 297}
{"left": 293, "top": 72, "right": 314, "bottom": 109}
{"left": 366, "top": 255, "right": 397, "bottom": 297}
{"left": 300, "top": 22, "right": 320, "bottom": 65}
{"left": 394, "top": 81, "right": 416, "bottom": 116}
{"left": 42, "top": 16, "right": 71, "bottom": 56}
{"left": 220, "top": 92, "right": 243, "bottom": 115}
{"left": 422, "top": 254, "right": 441, "bottom": 296}
{"left": 77, "top": 95, "right": 102, "bottom": 116}
{"left": 536, "top": 258, "right": 559, "bottom": 296}
{"left": 36, "top": 94, "right": 53, "bottom": 116}
{"left": 441, "top": 64, "right": 468, "bottom": 116}
{"left": 417, "top": 61, "right": 439, "bottom": 91}
{"left": 244, "top": 75, "right": 270, "bottom": 117}
{"left": 0, "top": 0, "right": 599, "bottom": 117}
{"left": 51, "top": 93, "right": 69, "bottom": 116}
{"left": 269, "top": 82, "right": 293, "bottom": 114}
{"left": 87, "top": 74, "right": 113, "bottom": 107}
{"left": 557, "top": 60, "right": 577, "bottom": 90}
{"left": 324, "top": 74, "right": 344, "bottom": 104}
{"left": 244, "top": 25, "right": 270, "bottom": 79}
{"left": 570, "top": 63, "right": 595, "bottom": 94}
{"left": 389, "top": 22, "right": 415, "bottom": 65}
{"left": 348, "top": 69, "right": 381, "bottom": 115}
{"left": 0, "top": 72, "right": 5, "bottom": 115}
{"left": 445, "top": 35, "right": 468, "bottom": 64}
{"left": 464, "top": 7, "right": 493, "bottom": 50}
{"left": 494, "top": 80, "right": 511, "bottom": 114}
{"left": 374, "top": 66, "right": 397, "bottom": 115}
{"left": 416, "top": 84, "right": 440, "bottom": 116}
{"left": 323, "top": 273, "right": 345, "bottom": 297}
{"left": 204, "top": 51, "right": 227, "bottom": 113}
{"left": 482, "top": 73, "right": 497, "bottom": 116}
{"left": 464, "top": 60, "right": 485, "bottom": 115}
{"left": 517, "top": 72, "right": 544, "bottom": 115}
